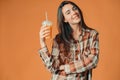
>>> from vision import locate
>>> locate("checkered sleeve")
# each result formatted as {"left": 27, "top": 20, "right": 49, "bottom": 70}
{"left": 64, "top": 30, "right": 99, "bottom": 74}
{"left": 38, "top": 39, "right": 60, "bottom": 73}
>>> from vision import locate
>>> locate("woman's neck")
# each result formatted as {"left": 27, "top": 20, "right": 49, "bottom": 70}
{"left": 71, "top": 24, "right": 82, "bottom": 40}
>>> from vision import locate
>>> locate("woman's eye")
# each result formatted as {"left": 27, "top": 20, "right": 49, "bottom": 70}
{"left": 66, "top": 12, "right": 70, "bottom": 15}
{"left": 73, "top": 6, "right": 78, "bottom": 10}
{"left": 66, "top": 11, "right": 70, "bottom": 15}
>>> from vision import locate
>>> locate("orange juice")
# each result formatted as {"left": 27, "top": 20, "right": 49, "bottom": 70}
{"left": 42, "top": 20, "right": 52, "bottom": 39}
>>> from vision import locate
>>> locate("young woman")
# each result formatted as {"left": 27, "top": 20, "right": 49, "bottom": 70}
{"left": 39, "top": 1, "right": 99, "bottom": 80}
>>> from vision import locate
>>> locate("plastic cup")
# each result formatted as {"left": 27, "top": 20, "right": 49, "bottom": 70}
{"left": 42, "top": 20, "right": 52, "bottom": 39}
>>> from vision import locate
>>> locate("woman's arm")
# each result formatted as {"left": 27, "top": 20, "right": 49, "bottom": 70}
{"left": 39, "top": 25, "right": 60, "bottom": 73}
{"left": 39, "top": 38, "right": 60, "bottom": 73}
{"left": 60, "top": 30, "right": 99, "bottom": 74}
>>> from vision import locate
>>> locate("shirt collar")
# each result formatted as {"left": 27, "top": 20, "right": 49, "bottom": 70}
{"left": 79, "top": 27, "right": 85, "bottom": 37}
{"left": 71, "top": 28, "right": 85, "bottom": 43}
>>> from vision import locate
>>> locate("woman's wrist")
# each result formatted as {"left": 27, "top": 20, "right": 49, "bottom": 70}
{"left": 40, "top": 44, "right": 46, "bottom": 49}
{"left": 40, "top": 38, "right": 46, "bottom": 48}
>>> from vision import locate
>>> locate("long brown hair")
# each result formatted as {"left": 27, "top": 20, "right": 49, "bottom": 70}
{"left": 56, "top": 1, "right": 90, "bottom": 53}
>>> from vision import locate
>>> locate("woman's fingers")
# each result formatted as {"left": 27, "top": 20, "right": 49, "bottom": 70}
{"left": 41, "top": 25, "right": 50, "bottom": 31}
{"left": 41, "top": 30, "right": 50, "bottom": 38}
{"left": 39, "top": 26, "right": 50, "bottom": 39}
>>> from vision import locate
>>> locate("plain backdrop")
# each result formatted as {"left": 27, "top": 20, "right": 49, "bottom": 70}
{"left": 0, "top": 0, "right": 120, "bottom": 80}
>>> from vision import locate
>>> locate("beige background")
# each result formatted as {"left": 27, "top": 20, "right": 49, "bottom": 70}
{"left": 0, "top": 0, "right": 120, "bottom": 80}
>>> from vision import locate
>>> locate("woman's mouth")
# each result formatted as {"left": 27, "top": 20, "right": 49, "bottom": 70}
{"left": 72, "top": 14, "right": 80, "bottom": 20}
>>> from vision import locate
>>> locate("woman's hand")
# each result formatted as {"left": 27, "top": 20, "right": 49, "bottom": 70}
{"left": 39, "top": 25, "right": 50, "bottom": 48}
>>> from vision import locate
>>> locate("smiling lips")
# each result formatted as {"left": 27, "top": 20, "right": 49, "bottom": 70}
{"left": 72, "top": 14, "right": 80, "bottom": 20}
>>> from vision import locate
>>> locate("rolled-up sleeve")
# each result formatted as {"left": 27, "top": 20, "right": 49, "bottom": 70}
{"left": 38, "top": 39, "right": 60, "bottom": 73}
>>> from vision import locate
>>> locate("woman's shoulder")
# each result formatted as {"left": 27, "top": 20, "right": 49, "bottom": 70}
{"left": 85, "top": 28, "right": 99, "bottom": 35}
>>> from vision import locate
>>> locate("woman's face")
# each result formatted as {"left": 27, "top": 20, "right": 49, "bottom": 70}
{"left": 62, "top": 3, "right": 81, "bottom": 25}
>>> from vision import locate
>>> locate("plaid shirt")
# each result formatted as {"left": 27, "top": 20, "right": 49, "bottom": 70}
{"left": 39, "top": 28, "right": 99, "bottom": 80}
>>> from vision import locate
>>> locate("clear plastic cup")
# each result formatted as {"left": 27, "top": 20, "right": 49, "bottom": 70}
{"left": 42, "top": 12, "right": 52, "bottom": 39}
{"left": 42, "top": 20, "right": 52, "bottom": 39}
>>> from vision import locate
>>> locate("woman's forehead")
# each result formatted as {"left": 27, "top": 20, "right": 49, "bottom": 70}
{"left": 62, "top": 4, "right": 74, "bottom": 13}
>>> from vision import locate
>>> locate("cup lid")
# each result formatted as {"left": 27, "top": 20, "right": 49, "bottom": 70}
{"left": 42, "top": 20, "right": 52, "bottom": 26}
